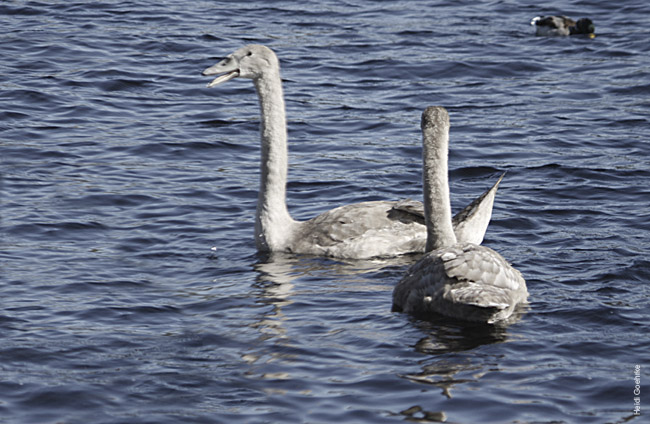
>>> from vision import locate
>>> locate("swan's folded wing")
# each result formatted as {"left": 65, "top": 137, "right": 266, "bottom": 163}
{"left": 392, "top": 255, "right": 449, "bottom": 313}
{"left": 294, "top": 201, "right": 426, "bottom": 258}
{"left": 440, "top": 244, "right": 527, "bottom": 300}
{"left": 448, "top": 282, "right": 510, "bottom": 309}
{"left": 389, "top": 199, "right": 425, "bottom": 225}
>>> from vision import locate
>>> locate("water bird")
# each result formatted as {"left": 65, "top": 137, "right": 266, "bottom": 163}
{"left": 392, "top": 107, "right": 527, "bottom": 324}
{"left": 531, "top": 16, "right": 595, "bottom": 37}
{"left": 202, "top": 45, "right": 501, "bottom": 259}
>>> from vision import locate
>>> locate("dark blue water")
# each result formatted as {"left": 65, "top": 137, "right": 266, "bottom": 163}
{"left": 2, "top": 1, "right": 649, "bottom": 423}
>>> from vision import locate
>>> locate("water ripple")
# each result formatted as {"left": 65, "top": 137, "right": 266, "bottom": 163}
{"left": 1, "top": 1, "right": 649, "bottom": 423}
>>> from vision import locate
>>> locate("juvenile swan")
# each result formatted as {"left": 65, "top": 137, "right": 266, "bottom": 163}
{"left": 392, "top": 107, "right": 527, "bottom": 323}
{"left": 202, "top": 45, "right": 500, "bottom": 259}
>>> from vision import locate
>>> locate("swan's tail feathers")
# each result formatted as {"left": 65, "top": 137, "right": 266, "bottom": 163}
{"left": 390, "top": 172, "right": 506, "bottom": 245}
{"left": 447, "top": 282, "right": 513, "bottom": 324}
{"left": 452, "top": 172, "right": 503, "bottom": 225}
{"left": 451, "top": 172, "right": 504, "bottom": 245}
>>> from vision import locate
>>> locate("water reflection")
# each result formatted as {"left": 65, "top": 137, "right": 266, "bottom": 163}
{"left": 412, "top": 318, "right": 512, "bottom": 356}
{"left": 254, "top": 251, "right": 420, "bottom": 284}
{"left": 399, "top": 405, "right": 447, "bottom": 423}
{"left": 243, "top": 252, "right": 420, "bottom": 383}
{"left": 247, "top": 251, "right": 529, "bottom": 416}
{"left": 396, "top": 307, "right": 528, "bottom": 422}
{"left": 249, "top": 251, "right": 419, "bottom": 338}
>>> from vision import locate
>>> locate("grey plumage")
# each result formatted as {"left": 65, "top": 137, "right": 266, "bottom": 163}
{"left": 392, "top": 106, "right": 527, "bottom": 324}
{"left": 393, "top": 243, "right": 527, "bottom": 323}
{"left": 202, "top": 45, "right": 504, "bottom": 259}
{"left": 393, "top": 173, "right": 505, "bottom": 246}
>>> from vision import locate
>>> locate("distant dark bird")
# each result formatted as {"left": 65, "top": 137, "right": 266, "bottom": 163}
{"left": 531, "top": 16, "right": 595, "bottom": 37}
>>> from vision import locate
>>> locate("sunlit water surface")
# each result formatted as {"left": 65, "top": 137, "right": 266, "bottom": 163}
{"left": 1, "top": 1, "right": 649, "bottom": 423}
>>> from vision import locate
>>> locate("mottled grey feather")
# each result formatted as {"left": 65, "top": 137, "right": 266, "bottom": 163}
{"left": 393, "top": 243, "right": 527, "bottom": 324}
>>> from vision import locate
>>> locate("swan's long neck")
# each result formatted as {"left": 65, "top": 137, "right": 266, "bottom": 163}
{"left": 422, "top": 108, "right": 457, "bottom": 251}
{"left": 253, "top": 71, "right": 296, "bottom": 251}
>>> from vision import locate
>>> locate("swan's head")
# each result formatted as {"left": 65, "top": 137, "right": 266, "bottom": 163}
{"left": 421, "top": 106, "right": 450, "bottom": 133}
{"left": 202, "top": 44, "right": 279, "bottom": 88}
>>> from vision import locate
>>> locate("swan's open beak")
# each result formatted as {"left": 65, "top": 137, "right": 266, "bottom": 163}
{"left": 202, "top": 56, "right": 240, "bottom": 88}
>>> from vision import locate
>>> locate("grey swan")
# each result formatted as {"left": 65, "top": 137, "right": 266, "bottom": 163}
{"left": 392, "top": 107, "right": 527, "bottom": 324}
{"left": 202, "top": 45, "right": 502, "bottom": 259}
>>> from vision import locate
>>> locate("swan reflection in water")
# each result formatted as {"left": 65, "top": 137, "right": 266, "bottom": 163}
{"left": 242, "top": 252, "right": 419, "bottom": 388}
{"left": 395, "top": 308, "right": 528, "bottom": 422}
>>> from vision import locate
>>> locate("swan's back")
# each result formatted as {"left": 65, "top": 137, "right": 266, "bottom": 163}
{"left": 392, "top": 243, "right": 527, "bottom": 324}
{"left": 286, "top": 180, "right": 503, "bottom": 259}
{"left": 289, "top": 201, "right": 426, "bottom": 259}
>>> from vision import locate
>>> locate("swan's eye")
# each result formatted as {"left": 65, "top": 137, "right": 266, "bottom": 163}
{"left": 247, "top": 51, "right": 253, "bottom": 56}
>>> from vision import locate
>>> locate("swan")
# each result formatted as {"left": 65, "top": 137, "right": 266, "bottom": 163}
{"left": 392, "top": 107, "right": 527, "bottom": 324}
{"left": 530, "top": 16, "right": 595, "bottom": 37}
{"left": 202, "top": 44, "right": 501, "bottom": 259}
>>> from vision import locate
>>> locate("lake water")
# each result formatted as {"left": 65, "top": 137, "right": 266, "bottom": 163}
{"left": 1, "top": 1, "right": 649, "bottom": 423}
